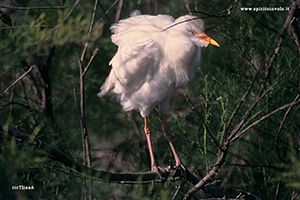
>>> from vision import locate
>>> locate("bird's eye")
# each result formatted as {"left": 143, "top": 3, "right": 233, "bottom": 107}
{"left": 191, "top": 30, "right": 196, "bottom": 35}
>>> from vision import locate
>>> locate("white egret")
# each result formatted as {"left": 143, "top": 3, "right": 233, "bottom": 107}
{"left": 98, "top": 14, "right": 219, "bottom": 172}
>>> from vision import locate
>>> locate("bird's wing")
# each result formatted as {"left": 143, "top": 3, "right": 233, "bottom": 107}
{"left": 109, "top": 37, "right": 161, "bottom": 94}
{"left": 99, "top": 15, "right": 174, "bottom": 98}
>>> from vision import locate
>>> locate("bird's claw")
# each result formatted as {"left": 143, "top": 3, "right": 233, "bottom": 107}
{"left": 152, "top": 165, "right": 165, "bottom": 180}
{"left": 172, "top": 163, "right": 186, "bottom": 179}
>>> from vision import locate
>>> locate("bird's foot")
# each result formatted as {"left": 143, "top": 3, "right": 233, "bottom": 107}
{"left": 175, "top": 163, "right": 184, "bottom": 170}
{"left": 171, "top": 163, "right": 186, "bottom": 180}
{"left": 168, "top": 159, "right": 183, "bottom": 170}
{"left": 152, "top": 165, "right": 165, "bottom": 180}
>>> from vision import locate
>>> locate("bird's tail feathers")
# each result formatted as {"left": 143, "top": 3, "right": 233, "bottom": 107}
{"left": 98, "top": 72, "right": 115, "bottom": 97}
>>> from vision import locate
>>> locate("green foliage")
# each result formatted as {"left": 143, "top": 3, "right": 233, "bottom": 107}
{"left": 0, "top": 0, "right": 300, "bottom": 199}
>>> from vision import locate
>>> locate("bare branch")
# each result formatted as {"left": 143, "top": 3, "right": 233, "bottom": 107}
{"left": 275, "top": 94, "right": 299, "bottom": 163}
{"left": 77, "top": 59, "right": 91, "bottom": 167}
{"left": 290, "top": 3, "right": 300, "bottom": 55}
{"left": 183, "top": 151, "right": 227, "bottom": 200}
{"left": 34, "top": 0, "right": 81, "bottom": 45}
{"left": 0, "top": 124, "right": 224, "bottom": 197}
{"left": 0, "top": 5, "right": 69, "bottom": 10}
{"left": 230, "top": 98, "right": 300, "bottom": 142}
{"left": 114, "top": 0, "right": 123, "bottom": 23}
{"left": 96, "top": 0, "right": 119, "bottom": 25}
{"left": 0, "top": 124, "right": 157, "bottom": 181}
{"left": 219, "top": 0, "right": 239, "bottom": 16}
{"left": 228, "top": 73, "right": 288, "bottom": 142}
{"left": 184, "top": 5, "right": 298, "bottom": 198}
{"left": 185, "top": 94, "right": 223, "bottom": 151}
{"left": 0, "top": 65, "right": 36, "bottom": 98}
{"left": 81, "top": 0, "right": 99, "bottom": 62}
{"left": 0, "top": 101, "right": 31, "bottom": 110}
{"left": 183, "top": 0, "right": 192, "bottom": 15}
{"left": 226, "top": 2, "right": 296, "bottom": 141}
{"left": 78, "top": 2, "right": 99, "bottom": 195}
{"left": 83, "top": 48, "right": 99, "bottom": 77}
{"left": 224, "top": 65, "right": 262, "bottom": 137}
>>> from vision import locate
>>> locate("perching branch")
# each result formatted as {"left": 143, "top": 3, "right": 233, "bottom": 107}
{"left": 0, "top": 124, "right": 157, "bottom": 182}
{"left": 0, "top": 123, "right": 224, "bottom": 198}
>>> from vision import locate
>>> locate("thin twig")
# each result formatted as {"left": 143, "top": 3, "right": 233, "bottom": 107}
{"left": 225, "top": 163, "right": 284, "bottom": 171}
{"left": 1, "top": 25, "right": 56, "bottom": 30}
{"left": 275, "top": 182, "right": 281, "bottom": 200}
{"left": 228, "top": 73, "right": 289, "bottom": 142}
{"left": 184, "top": 4, "right": 297, "bottom": 199}
{"left": 0, "top": 124, "right": 224, "bottom": 197}
{"left": 83, "top": 48, "right": 99, "bottom": 77}
{"left": 96, "top": 0, "right": 119, "bottom": 25}
{"left": 172, "top": 181, "right": 185, "bottom": 200}
{"left": 223, "top": 30, "right": 263, "bottom": 136}
{"left": 290, "top": 3, "right": 300, "bottom": 55}
{"left": 185, "top": 94, "right": 223, "bottom": 151}
{"left": 81, "top": 0, "right": 99, "bottom": 62}
{"left": 183, "top": 151, "right": 227, "bottom": 200}
{"left": 78, "top": 2, "right": 99, "bottom": 195}
{"left": 114, "top": 0, "right": 123, "bottom": 23}
{"left": 275, "top": 94, "right": 299, "bottom": 163}
{"left": 0, "top": 124, "right": 158, "bottom": 181}
{"left": 260, "top": 1, "right": 296, "bottom": 94}
{"left": 77, "top": 59, "right": 91, "bottom": 167}
{"left": 183, "top": 0, "right": 192, "bottom": 15}
{"left": 78, "top": 58, "right": 92, "bottom": 200}
{"left": 0, "top": 5, "right": 69, "bottom": 10}
{"left": 224, "top": 64, "right": 262, "bottom": 137}
{"left": 0, "top": 101, "right": 31, "bottom": 111}
{"left": 34, "top": 0, "right": 81, "bottom": 45}
{"left": 0, "top": 65, "right": 36, "bottom": 98}
{"left": 226, "top": 2, "right": 296, "bottom": 140}
{"left": 230, "top": 98, "right": 300, "bottom": 142}
{"left": 219, "top": 0, "right": 239, "bottom": 16}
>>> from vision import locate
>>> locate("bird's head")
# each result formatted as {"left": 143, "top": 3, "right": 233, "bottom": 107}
{"left": 166, "top": 15, "right": 220, "bottom": 48}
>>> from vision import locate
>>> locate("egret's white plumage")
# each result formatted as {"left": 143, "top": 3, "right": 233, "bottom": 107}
{"left": 98, "top": 14, "right": 218, "bottom": 117}
{"left": 98, "top": 14, "right": 219, "bottom": 171}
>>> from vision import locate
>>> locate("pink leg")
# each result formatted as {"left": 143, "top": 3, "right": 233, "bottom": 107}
{"left": 144, "top": 117, "right": 158, "bottom": 172}
{"left": 162, "top": 114, "right": 181, "bottom": 166}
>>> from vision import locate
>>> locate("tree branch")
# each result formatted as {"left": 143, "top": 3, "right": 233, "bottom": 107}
{"left": 0, "top": 124, "right": 158, "bottom": 182}
{"left": 80, "top": 0, "right": 99, "bottom": 62}
{"left": 183, "top": 4, "right": 298, "bottom": 199}
{"left": 290, "top": 2, "right": 300, "bottom": 55}
{"left": 226, "top": 2, "right": 296, "bottom": 142}
{"left": 0, "top": 124, "right": 224, "bottom": 197}
{"left": 185, "top": 94, "right": 223, "bottom": 151}
{"left": 0, "top": 65, "right": 36, "bottom": 98}
{"left": 275, "top": 94, "right": 299, "bottom": 163}
{"left": 231, "top": 98, "right": 300, "bottom": 142}
{"left": 0, "top": 5, "right": 69, "bottom": 10}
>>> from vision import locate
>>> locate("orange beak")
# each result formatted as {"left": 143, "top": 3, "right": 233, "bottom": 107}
{"left": 195, "top": 33, "right": 220, "bottom": 47}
